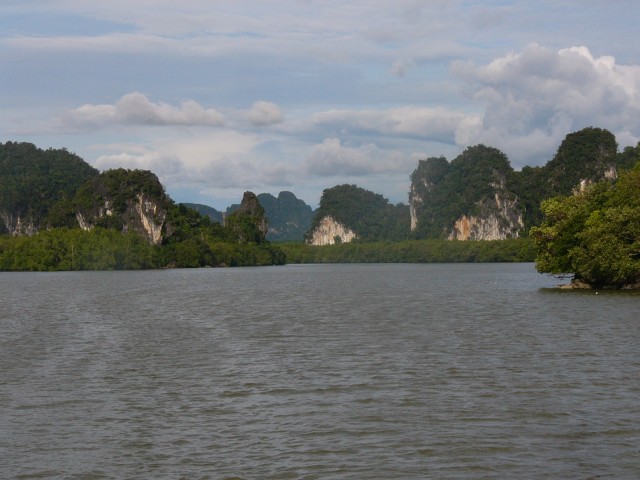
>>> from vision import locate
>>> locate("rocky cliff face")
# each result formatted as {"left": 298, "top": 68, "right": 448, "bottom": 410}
{"left": 76, "top": 193, "right": 167, "bottom": 245}
{"left": 306, "top": 215, "right": 357, "bottom": 245}
{"left": 0, "top": 212, "right": 37, "bottom": 236}
{"left": 447, "top": 192, "right": 524, "bottom": 240}
{"left": 409, "top": 146, "right": 525, "bottom": 240}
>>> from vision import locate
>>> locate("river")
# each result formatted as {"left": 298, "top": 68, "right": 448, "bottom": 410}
{"left": 1, "top": 263, "right": 639, "bottom": 479}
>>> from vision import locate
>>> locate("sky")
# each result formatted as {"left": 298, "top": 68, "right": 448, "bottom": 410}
{"left": 2, "top": 1, "right": 640, "bottom": 210}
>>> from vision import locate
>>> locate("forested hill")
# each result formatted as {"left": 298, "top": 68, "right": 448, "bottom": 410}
{"left": 226, "top": 191, "right": 315, "bottom": 242}
{"left": 408, "top": 127, "right": 640, "bottom": 241}
{"left": 0, "top": 142, "right": 285, "bottom": 270}
{"left": 182, "top": 203, "right": 224, "bottom": 224}
{"left": 306, "top": 184, "right": 410, "bottom": 244}
{"left": 0, "top": 142, "right": 99, "bottom": 235}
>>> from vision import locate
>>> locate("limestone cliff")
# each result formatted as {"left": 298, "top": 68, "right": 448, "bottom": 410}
{"left": 0, "top": 212, "right": 37, "bottom": 237}
{"left": 410, "top": 146, "right": 525, "bottom": 240}
{"left": 306, "top": 215, "right": 357, "bottom": 245}
{"left": 72, "top": 169, "right": 170, "bottom": 245}
{"left": 447, "top": 192, "right": 524, "bottom": 240}
{"left": 305, "top": 184, "right": 409, "bottom": 243}
{"left": 76, "top": 193, "right": 167, "bottom": 245}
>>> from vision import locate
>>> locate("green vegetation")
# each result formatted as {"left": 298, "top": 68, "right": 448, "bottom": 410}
{"left": 181, "top": 203, "right": 224, "bottom": 224}
{"left": 3, "top": 128, "right": 639, "bottom": 272}
{"left": 307, "top": 184, "right": 410, "bottom": 242}
{"left": 281, "top": 238, "right": 535, "bottom": 264}
{"left": 410, "top": 145, "right": 516, "bottom": 238}
{"left": 0, "top": 142, "right": 99, "bottom": 233}
{"left": 0, "top": 143, "right": 285, "bottom": 270}
{"left": 257, "top": 191, "right": 315, "bottom": 242}
{"left": 410, "top": 128, "right": 638, "bottom": 238}
{"left": 0, "top": 228, "right": 156, "bottom": 271}
{"left": 531, "top": 166, "right": 640, "bottom": 288}
{"left": 0, "top": 226, "right": 285, "bottom": 271}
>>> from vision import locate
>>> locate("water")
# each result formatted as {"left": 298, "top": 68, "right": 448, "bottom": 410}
{"left": 1, "top": 263, "right": 639, "bottom": 479}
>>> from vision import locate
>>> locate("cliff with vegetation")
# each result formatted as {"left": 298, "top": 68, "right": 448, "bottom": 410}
{"left": 410, "top": 145, "right": 524, "bottom": 241}
{"left": 69, "top": 169, "right": 170, "bottom": 245}
{"left": 409, "top": 127, "right": 639, "bottom": 240}
{"left": 225, "top": 191, "right": 314, "bottom": 242}
{"left": 257, "top": 192, "right": 314, "bottom": 242}
{"left": 181, "top": 203, "right": 224, "bottom": 224}
{"left": 305, "top": 184, "right": 409, "bottom": 245}
{"left": 0, "top": 142, "right": 99, "bottom": 235}
{"left": 0, "top": 142, "right": 284, "bottom": 270}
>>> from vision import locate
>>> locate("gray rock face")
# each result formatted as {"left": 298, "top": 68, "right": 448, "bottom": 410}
{"left": 306, "top": 216, "right": 357, "bottom": 245}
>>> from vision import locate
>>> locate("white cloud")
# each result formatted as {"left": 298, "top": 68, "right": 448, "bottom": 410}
{"left": 247, "top": 101, "right": 284, "bottom": 126}
{"left": 57, "top": 92, "right": 225, "bottom": 129}
{"left": 94, "top": 151, "right": 183, "bottom": 177}
{"left": 304, "top": 138, "right": 406, "bottom": 177}
{"left": 452, "top": 44, "right": 640, "bottom": 166}
{"left": 300, "top": 106, "right": 480, "bottom": 145}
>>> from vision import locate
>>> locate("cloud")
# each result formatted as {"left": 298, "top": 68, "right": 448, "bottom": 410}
{"left": 57, "top": 92, "right": 225, "bottom": 129}
{"left": 247, "top": 101, "right": 284, "bottom": 126}
{"left": 452, "top": 44, "right": 640, "bottom": 165}
{"left": 94, "top": 150, "right": 184, "bottom": 177}
{"left": 304, "top": 138, "right": 406, "bottom": 177}
{"left": 300, "top": 106, "right": 481, "bottom": 146}
{"left": 390, "top": 58, "right": 416, "bottom": 77}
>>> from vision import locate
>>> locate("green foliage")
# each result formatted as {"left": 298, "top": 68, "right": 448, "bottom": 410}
{"left": 531, "top": 167, "right": 640, "bottom": 288}
{"left": 256, "top": 191, "right": 315, "bottom": 242}
{"left": 0, "top": 228, "right": 157, "bottom": 271}
{"left": 545, "top": 126, "right": 618, "bottom": 195}
{"left": 72, "top": 168, "right": 168, "bottom": 217}
{"left": 224, "top": 213, "right": 266, "bottom": 244}
{"left": 0, "top": 142, "right": 99, "bottom": 229}
{"left": 0, "top": 152, "right": 286, "bottom": 270}
{"left": 308, "top": 184, "right": 410, "bottom": 242}
{"left": 181, "top": 203, "right": 224, "bottom": 224}
{"left": 281, "top": 238, "right": 535, "bottom": 264}
{"left": 411, "top": 146, "right": 516, "bottom": 238}
{"left": 616, "top": 142, "right": 640, "bottom": 172}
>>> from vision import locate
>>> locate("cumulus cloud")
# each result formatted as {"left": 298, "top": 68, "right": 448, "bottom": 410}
{"left": 301, "top": 106, "right": 481, "bottom": 146}
{"left": 58, "top": 92, "right": 225, "bottom": 128}
{"left": 94, "top": 150, "right": 183, "bottom": 176}
{"left": 247, "top": 100, "right": 284, "bottom": 126}
{"left": 305, "top": 138, "right": 406, "bottom": 177}
{"left": 452, "top": 44, "right": 640, "bottom": 165}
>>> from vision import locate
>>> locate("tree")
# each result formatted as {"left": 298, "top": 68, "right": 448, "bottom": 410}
{"left": 531, "top": 166, "right": 640, "bottom": 288}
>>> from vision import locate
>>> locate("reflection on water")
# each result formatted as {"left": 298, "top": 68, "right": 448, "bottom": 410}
{"left": 1, "top": 264, "right": 639, "bottom": 479}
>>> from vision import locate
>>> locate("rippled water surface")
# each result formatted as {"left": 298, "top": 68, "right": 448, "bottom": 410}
{"left": 2, "top": 263, "right": 640, "bottom": 479}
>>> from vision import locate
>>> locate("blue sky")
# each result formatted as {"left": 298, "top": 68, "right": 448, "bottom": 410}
{"left": 2, "top": 1, "right": 640, "bottom": 209}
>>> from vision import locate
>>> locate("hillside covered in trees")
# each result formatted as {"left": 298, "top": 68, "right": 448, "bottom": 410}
{"left": 2, "top": 126, "right": 639, "bottom": 271}
{"left": 409, "top": 127, "right": 640, "bottom": 241}
{"left": 304, "top": 127, "right": 639, "bottom": 245}
{"left": 0, "top": 142, "right": 284, "bottom": 270}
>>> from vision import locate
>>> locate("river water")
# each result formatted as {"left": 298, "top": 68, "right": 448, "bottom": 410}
{"left": 1, "top": 263, "right": 639, "bottom": 479}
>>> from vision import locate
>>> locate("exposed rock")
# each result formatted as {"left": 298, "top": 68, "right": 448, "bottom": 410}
{"left": 0, "top": 211, "right": 37, "bottom": 236}
{"left": 306, "top": 215, "right": 357, "bottom": 245}
{"left": 125, "top": 194, "right": 166, "bottom": 245}
{"left": 447, "top": 192, "right": 524, "bottom": 241}
{"left": 75, "top": 194, "right": 167, "bottom": 245}
{"left": 559, "top": 278, "right": 593, "bottom": 289}
{"left": 576, "top": 165, "right": 618, "bottom": 193}
{"left": 409, "top": 183, "right": 422, "bottom": 231}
